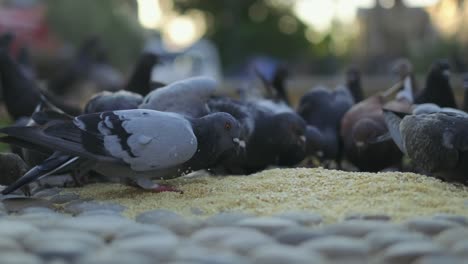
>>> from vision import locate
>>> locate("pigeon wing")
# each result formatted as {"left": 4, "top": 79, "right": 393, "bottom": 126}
{"left": 140, "top": 76, "right": 217, "bottom": 117}
{"left": 74, "top": 109, "right": 198, "bottom": 171}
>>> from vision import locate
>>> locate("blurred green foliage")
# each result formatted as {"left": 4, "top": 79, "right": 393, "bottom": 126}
{"left": 172, "top": 0, "right": 341, "bottom": 74}
{"left": 45, "top": 0, "right": 145, "bottom": 71}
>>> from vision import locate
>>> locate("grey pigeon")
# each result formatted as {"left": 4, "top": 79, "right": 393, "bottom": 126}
{"left": 84, "top": 90, "right": 143, "bottom": 113}
{"left": 383, "top": 110, "right": 468, "bottom": 184}
{"left": 0, "top": 109, "right": 243, "bottom": 194}
{"left": 139, "top": 76, "right": 217, "bottom": 117}
{"left": 297, "top": 85, "right": 354, "bottom": 167}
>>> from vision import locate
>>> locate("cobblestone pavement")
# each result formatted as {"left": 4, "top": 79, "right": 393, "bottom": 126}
{"left": 1, "top": 189, "right": 468, "bottom": 264}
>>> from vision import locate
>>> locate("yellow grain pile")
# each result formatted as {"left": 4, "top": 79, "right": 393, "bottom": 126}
{"left": 67, "top": 168, "right": 468, "bottom": 223}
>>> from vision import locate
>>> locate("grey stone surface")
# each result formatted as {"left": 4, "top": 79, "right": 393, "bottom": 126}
{"left": 0, "top": 236, "right": 22, "bottom": 251}
{"left": 63, "top": 200, "right": 125, "bottom": 215}
{"left": 0, "top": 220, "right": 40, "bottom": 240}
{"left": 451, "top": 240, "right": 468, "bottom": 257}
{"left": 0, "top": 252, "right": 43, "bottom": 264}
{"left": 300, "top": 236, "right": 370, "bottom": 261}
{"left": 404, "top": 218, "right": 460, "bottom": 236}
{"left": 173, "top": 244, "right": 252, "bottom": 264}
{"left": 434, "top": 227, "right": 468, "bottom": 248}
{"left": 236, "top": 217, "right": 298, "bottom": 235}
{"left": 190, "top": 227, "right": 275, "bottom": 255}
{"left": 273, "top": 211, "right": 323, "bottom": 226}
{"left": 113, "top": 222, "right": 173, "bottom": 240}
{"left": 54, "top": 215, "right": 133, "bottom": 240}
{"left": 344, "top": 213, "right": 392, "bottom": 221}
{"left": 77, "top": 249, "right": 155, "bottom": 264}
{"left": 136, "top": 209, "right": 199, "bottom": 236}
{"left": 365, "top": 230, "right": 429, "bottom": 253}
{"left": 49, "top": 193, "right": 80, "bottom": 204}
{"left": 321, "top": 220, "right": 401, "bottom": 238}
{"left": 250, "top": 244, "right": 325, "bottom": 264}
{"left": 432, "top": 214, "right": 468, "bottom": 226}
{"left": 379, "top": 241, "right": 444, "bottom": 264}
{"left": 22, "top": 230, "right": 104, "bottom": 255}
{"left": 274, "top": 226, "right": 328, "bottom": 245}
{"left": 203, "top": 212, "right": 253, "bottom": 227}
{"left": 110, "top": 234, "right": 179, "bottom": 261}
{"left": 413, "top": 255, "right": 466, "bottom": 264}
{"left": 32, "top": 188, "right": 61, "bottom": 198}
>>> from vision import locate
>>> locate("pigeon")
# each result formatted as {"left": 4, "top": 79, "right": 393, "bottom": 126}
{"left": 346, "top": 67, "right": 364, "bottom": 103}
{"left": 0, "top": 32, "right": 13, "bottom": 49}
{"left": 0, "top": 153, "right": 29, "bottom": 194}
{"left": 125, "top": 52, "right": 160, "bottom": 96}
{"left": 0, "top": 48, "right": 42, "bottom": 120}
{"left": 48, "top": 37, "right": 105, "bottom": 95}
{"left": 462, "top": 74, "right": 468, "bottom": 113}
{"left": 383, "top": 109, "right": 468, "bottom": 184}
{"left": 0, "top": 109, "right": 243, "bottom": 194}
{"left": 414, "top": 60, "right": 457, "bottom": 109}
{"left": 140, "top": 76, "right": 218, "bottom": 117}
{"left": 84, "top": 90, "right": 143, "bottom": 113}
{"left": 209, "top": 98, "right": 307, "bottom": 174}
{"left": 0, "top": 47, "right": 82, "bottom": 121}
{"left": 297, "top": 85, "right": 354, "bottom": 167}
{"left": 340, "top": 78, "right": 408, "bottom": 172}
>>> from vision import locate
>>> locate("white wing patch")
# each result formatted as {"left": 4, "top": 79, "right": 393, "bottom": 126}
{"left": 102, "top": 110, "right": 198, "bottom": 171}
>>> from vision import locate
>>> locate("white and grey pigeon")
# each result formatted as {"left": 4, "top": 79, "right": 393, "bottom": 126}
{"left": 139, "top": 76, "right": 218, "bottom": 117}
{"left": 0, "top": 109, "right": 243, "bottom": 194}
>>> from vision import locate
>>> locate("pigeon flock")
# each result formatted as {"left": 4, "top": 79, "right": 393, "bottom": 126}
{"left": 1, "top": 33, "right": 468, "bottom": 196}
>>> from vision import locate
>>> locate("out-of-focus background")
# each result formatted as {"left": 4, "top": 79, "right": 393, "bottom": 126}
{"left": 0, "top": 0, "right": 466, "bottom": 100}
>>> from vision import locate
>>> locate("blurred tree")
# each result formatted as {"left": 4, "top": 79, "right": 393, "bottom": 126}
{"left": 172, "top": 0, "right": 325, "bottom": 73}
{"left": 44, "top": 0, "right": 145, "bottom": 70}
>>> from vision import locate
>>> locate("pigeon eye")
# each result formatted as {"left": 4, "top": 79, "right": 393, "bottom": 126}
{"left": 224, "top": 122, "right": 232, "bottom": 131}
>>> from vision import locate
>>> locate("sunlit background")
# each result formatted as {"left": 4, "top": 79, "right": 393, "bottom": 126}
{"left": 1, "top": 0, "right": 467, "bottom": 78}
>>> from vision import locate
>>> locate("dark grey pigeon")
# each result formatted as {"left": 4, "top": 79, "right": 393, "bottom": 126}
{"left": 297, "top": 85, "right": 354, "bottom": 167}
{"left": 84, "top": 90, "right": 143, "bottom": 113}
{"left": 208, "top": 98, "right": 307, "bottom": 174}
{"left": 0, "top": 109, "right": 243, "bottom": 194}
{"left": 462, "top": 74, "right": 468, "bottom": 113}
{"left": 0, "top": 153, "right": 28, "bottom": 194}
{"left": 414, "top": 60, "right": 457, "bottom": 108}
{"left": 125, "top": 52, "right": 160, "bottom": 96}
{"left": 140, "top": 76, "right": 217, "bottom": 117}
{"left": 383, "top": 109, "right": 468, "bottom": 184}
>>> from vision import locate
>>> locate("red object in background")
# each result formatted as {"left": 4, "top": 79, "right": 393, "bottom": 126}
{"left": 0, "top": 5, "right": 59, "bottom": 56}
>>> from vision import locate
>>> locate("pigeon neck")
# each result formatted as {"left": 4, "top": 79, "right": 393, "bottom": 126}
{"left": 423, "top": 72, "right": 457, "bottom": 108}
{"left": 187, "top": 117, "right": 222, "bottom": 169}
{"left": 347, "top": 78, "right": 363, "bottom": 103}
{"left": 125, "top": 55, "right": 158, "bottom": 96}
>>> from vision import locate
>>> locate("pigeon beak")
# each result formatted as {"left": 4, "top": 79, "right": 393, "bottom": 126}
{"left": 233, "top": 138, "right": 246, "bottom": 148}
{"left": 300, "top": 135, "right": 306, "bottom": 143}
{"left": 443, "top": 69, "right": 450, "bottom": 77}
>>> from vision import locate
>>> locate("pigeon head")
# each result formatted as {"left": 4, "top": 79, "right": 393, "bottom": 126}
{"left": 305, "top": 125, "right": 324, "bottom": 158}
{"left": 201, "top": 112, "right": 244, "bottom": 155}
{"left": 346, "top": 67, "right": 360, "bottom": 83}
{"left": 429, "top": 60, "right": 450, "bottom": 79}
{"left": 273, "top": 112, "right": 307, "bottom": 166}
{"left": 351, "top": 117, "right": 385, "bottom": 150}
